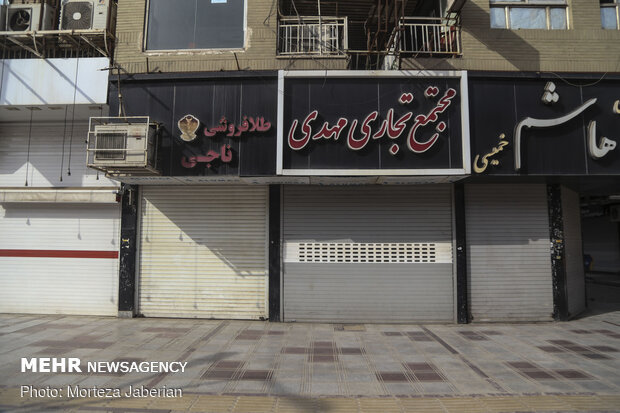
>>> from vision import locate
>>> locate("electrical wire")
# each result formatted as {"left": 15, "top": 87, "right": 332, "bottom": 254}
{"left": 59, "top": 105, "right": 68, "bottom": 182}
{"left": 263, "top": 0, "right": 277, "bottom": 26}
{"left": 539, "top": 49, "right": 620, "bottom": 88}
{"left": 25, "top": 108, "right": 33, "bottom": 187}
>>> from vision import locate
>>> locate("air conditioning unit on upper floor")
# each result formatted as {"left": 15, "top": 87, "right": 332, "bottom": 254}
{"left": 87, "top": 117, "right": 160, "bottom": 176}
{"left": 60, "top": 0, "right": 116, "bottom": 31}
{"left": 6, "top": 3, "right": 56, "bottom": 32}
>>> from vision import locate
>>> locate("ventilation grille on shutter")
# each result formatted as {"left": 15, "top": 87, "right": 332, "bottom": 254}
{"left": 285, "top": 242, "right": 452, "bottom": 264}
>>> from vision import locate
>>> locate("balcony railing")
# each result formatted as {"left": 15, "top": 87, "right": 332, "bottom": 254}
{"left": 278, "top": 17, "right": 348, "bottom": 56}
{"left": 398, "top": 17, "right": 461, "bottom": 56}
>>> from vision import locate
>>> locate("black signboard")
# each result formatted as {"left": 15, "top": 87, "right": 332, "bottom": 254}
{"left": 280, "top": 72, "right": 468, "bottom": 175}
{"left": 110, "top": 74, "right": 278, "bottom": 177}
{"left": 469, "top": 76, "right": 620, "bottom": 176}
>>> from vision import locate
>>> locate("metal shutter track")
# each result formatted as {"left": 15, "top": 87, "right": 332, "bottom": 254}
{"left": 139, "top": 186, "right": 268, "bottom": 319}
{"left": 283, "top": 185, "right": 454, "bottom": 323}
{"left": 466, "top": 184, "right": 553, "bottom": 321}
{"left": 562, "top": 187, "right": 585, "bottom": 317}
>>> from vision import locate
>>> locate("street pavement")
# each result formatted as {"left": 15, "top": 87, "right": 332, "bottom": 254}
{"left": 0, "top": 305, "right": 619, "bottom": 412}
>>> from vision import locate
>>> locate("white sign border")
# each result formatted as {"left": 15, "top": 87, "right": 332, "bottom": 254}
{"left": 276, "top": 70, "right": 471, "bottom": 176}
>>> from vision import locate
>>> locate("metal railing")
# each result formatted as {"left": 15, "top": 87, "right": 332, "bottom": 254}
{"left": 0, "top": 29, "right": 116, "bottom": 59}
{"left": 278, "top": 16, "right": 348, "bottom": 56}
{"left": 398, "top": 17, "right": 461, "bottom": 56}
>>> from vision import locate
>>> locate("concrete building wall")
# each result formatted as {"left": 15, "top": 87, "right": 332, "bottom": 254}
{"left": 114, "top": 0, "right": 620, "bottom": 75}
{"left": 402, "top": 0, "right": 620, "bottom": 72}
{"left": 113, "top": 0, "right": 347, "bottom": 74}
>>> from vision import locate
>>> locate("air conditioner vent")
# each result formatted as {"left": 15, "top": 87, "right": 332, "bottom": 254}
{"left": 87, "top": 117, "right": 160, "bottom": 176}
{"left": 6, "top": 4, "right": 56, "bottom": 32}
{"left": 9, "top": 9, "right": 32, "bottom": 31}
{"left": 61, "top": 1, "right": 93, "bottom": 30}
{"left": 95, "top": 132, "right": 126, "bottom": 160}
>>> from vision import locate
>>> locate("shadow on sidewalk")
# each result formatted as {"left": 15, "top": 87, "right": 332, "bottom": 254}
{"left": 574, "top": 274, "right": 620, "bottom": 320}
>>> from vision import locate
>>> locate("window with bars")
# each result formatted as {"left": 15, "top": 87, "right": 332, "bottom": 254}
{"left": 490, "top": 0, "right": 568, "bottom": 29}
{"left": 601, "top": 0, "right": 620, "bottom": 29}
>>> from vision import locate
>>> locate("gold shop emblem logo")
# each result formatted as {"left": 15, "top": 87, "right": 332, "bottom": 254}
{"left": 178, "top": 114, "right": 200, "bottom": 142}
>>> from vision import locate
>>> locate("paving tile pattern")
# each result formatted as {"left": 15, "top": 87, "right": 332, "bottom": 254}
{"left": 0, "top": 311, "right": 619, "bottom": 411}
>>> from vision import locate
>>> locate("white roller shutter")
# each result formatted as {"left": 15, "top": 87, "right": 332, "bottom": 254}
{"left": 0, "top": 203, "right": 120, "bottom": 316}
{"left": 138, "top": 186, "right": 268, "bottom": 319}
{"left": 0, "top": 121, "right": 116, "bottom": 188}
{"left": 282, "top": 185, "right": 454, "bottom": 323}
{"left": 466, "top": 184, "right": 553, "bottom": 322}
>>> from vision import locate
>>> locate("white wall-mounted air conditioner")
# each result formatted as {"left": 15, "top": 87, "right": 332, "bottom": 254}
{"left": 87, "top": 117, "right": 159, "bottom": 175}
{"left": 6, "top": 3, "right": 55, "bottom": 32}
{"left": 60, "top": 0, "right": 116, "bottom": 30}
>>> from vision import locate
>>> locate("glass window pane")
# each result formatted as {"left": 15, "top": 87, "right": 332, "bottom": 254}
{"left": 601, "top": 7, "right": 618, "bottom": 29}
{"left": 550, "top": 8, "right": 567, "bottom": 29}
{"left": 529, "top": 0, "right": 565, "bottom": 3}
{"left": 146, "top": 0, "right": 197, "bottom": 50}
{"left": 195, "top": 0, "right": 245, "bottom": 49}
{"left": 146, "top": 0, "right": 245, "bottom": 50}
{"left": 509, "top": 7, "right": 546, "bottom": 28}
{"left": 490, "top": 7, "right": 507, "bottom": 28}
{"left": 491, "top": 0, "right": 522, "bottom": 2}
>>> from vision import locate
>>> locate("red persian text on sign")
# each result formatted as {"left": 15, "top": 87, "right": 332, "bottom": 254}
{"left": 287, "top": 86, "right": 456, "bottom": 155}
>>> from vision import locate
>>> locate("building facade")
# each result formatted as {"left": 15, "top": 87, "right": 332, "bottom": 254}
{"left": 0, "top": 0, "right": 120, "bottom": 315}
{"left": 1, "top": 0, "right": 618, "bottom": 321}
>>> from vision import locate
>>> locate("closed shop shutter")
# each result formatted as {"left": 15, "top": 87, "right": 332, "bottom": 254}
{"left": 466, "top": 184, "right": 553, "bottom": 322}
{"left": 0, "top": 203, "right": 120, "bottom": 316}
{"left": 282, "top": 185, "right": 454, "bottom": 323}
{"left": 0, "top": 121, "right": 116, "bottom": 188}
{"left": 138, "top": 186, "right": 268, "bottom": 319}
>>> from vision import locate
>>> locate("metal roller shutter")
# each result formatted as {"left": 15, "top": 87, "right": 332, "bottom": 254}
{"left": 282, "top": 185, "right": 454, "bottom": 323}
{"left": 0, "top": 121, "right": 114, "bottom": 188}
{"left": 466, "top": 184, "right": 553, "bottom": 322}
{"left": 0, "top": 203, "right": 120, "bottom": 316}
{"left": 138, "top": 186, "right": 268, "bottom": 319}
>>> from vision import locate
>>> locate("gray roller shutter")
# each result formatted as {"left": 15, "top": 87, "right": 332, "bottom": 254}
{"left": 466, "top": 184, "right": 553, "bottom": 322}
{"left": 138, "top": 186, "right": 268, "bottom": 319}
{"left": 282, "top": 185, "right": 454, "bottom": 323}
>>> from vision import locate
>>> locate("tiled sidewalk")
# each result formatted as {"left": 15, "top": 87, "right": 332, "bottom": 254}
{"left": 0, "top": 309, "right": 619, "bottom": 412}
